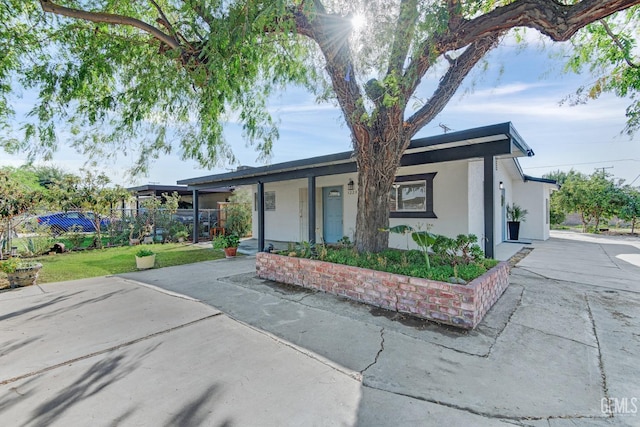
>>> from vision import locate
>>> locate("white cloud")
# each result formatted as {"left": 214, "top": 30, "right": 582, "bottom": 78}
{"left": 470, "top": 82, "right": 551, "bottom": 97}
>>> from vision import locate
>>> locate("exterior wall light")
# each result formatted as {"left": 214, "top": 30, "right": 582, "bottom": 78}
{"left": 499, "top": 181, "right": 504, "bottom": 190}
{"left": 347, "top": 178, "right": 355, "bottom": 192}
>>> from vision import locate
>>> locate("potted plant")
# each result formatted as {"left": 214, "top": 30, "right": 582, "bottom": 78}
{"left": 174, "top": 230, "right": 189, "bottom": 243}
{"left": 0, "top": 258, "right": 43, "bottom": 288}
{"left": 212, "top": 232, "right": 240, "bottom": 258}
{"left": 506, "top": 203, "right": 528, "bottom": 241}
{"left": 135, "top": 248, "right": 156, "bottom": 269}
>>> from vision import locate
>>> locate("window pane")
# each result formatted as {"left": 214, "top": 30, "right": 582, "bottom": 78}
{"left": 391, "top": 181, "right": 426, "bottom": 212}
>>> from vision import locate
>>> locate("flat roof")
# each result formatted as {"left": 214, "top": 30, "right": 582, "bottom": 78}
{"left": 178, "top": 122, "right": 535, "bottom": 189}
{"left": 127, "top": 184, "right": 234, "bottom": 194}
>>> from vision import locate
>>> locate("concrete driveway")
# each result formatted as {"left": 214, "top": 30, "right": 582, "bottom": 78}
{"left": 1, "top": 230, "right": 639, "bottom": 425}
{"left": 0, "top": 272, "right": 361, "bottom": 426}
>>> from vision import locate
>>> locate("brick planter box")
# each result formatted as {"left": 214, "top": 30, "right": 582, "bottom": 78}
{"left": 256, "top": 253, "right": 510, "bottom": 329}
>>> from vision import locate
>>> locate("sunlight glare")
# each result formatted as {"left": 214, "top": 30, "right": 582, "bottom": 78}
{"left": 351, "top": 13, "right": 366, "bottom": 31}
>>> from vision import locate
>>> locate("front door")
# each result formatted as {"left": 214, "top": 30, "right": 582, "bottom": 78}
{"left": 322, "top": 186, "right": 343, "bottom": 243}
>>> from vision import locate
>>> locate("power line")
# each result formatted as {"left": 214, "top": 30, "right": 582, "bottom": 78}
{"left": 526, "top": 159, "right": 640, "bottom": 169}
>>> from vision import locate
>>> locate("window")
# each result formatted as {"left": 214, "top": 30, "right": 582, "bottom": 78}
{"left": 389, "top": 173, "right": 436, "bottom": 218}
{"left": 265, "top": 191, "right": 276, "bottom": 211}
{"left": 254, "top": 191, "right": 276, "bottom": 211}
{"left": 390, "top": 181, "right": 426, "bottom": 212}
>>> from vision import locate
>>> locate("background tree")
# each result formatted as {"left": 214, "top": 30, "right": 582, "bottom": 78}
{"left": 225, "top": 188, "right": 253, "bottom": 238}
{"left": 554, "top": 171, "right": 624, "bottom": 232}
{"left": 542, "top": 169, "right": 572, "bottom": 225}
{"left": 48, "top": 170, "right": 129, "bottom": 248}
{"left": 619, "top": 186, "right": 640, "bottom": 234}
{"left": 0, "top": 170, "right": 41, "bottom": 256}
{"left": 2, "top": 1, "right": 640, "bottom": 252}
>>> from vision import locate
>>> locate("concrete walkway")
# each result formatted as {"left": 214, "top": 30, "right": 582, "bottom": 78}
{"left": 1, "top": 231, "right": 639, "bottom": 425}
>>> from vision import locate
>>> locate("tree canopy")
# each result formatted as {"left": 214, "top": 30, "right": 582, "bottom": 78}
{"left": 564, "top": 6, "right": 640, "bottom": 135}
{"left": 553, "top": 170, "right": 626, "bottom": 232}
{"left": 2, "top": 0, "right": 639, "bottom": 252}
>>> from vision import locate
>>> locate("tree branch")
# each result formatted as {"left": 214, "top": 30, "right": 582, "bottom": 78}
{"left": 600, "top": 19, "right": 640, "bottom": 68}
{"left": 449, "top": 0, "right": 640, "bottom": 48}
{"left": 297, "top": 7, "right": 368, "bottom": 141}
{"left": 150, "top": 0, "right": 178, "bottom": 38}
{"left": 39, "top": 0, "right": 180, "bottom": 50}
{"left": 386, "top": 0, "right": 418, "bottom": 77}
{"left": 405, "top": 33, "right": 502, "bottom": 137}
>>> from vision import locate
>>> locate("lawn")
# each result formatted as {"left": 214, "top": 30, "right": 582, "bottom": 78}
{"left": 1, "top": 243, "right": 226, "bottom": 286}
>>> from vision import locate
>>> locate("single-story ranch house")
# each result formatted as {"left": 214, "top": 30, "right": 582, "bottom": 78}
{"left": 178, "top": 122, "right": 557, "bottom": 258}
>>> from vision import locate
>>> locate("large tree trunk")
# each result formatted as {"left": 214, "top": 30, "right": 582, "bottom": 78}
{"left": 353, "top": 127, "right": 409, "bottom": 253}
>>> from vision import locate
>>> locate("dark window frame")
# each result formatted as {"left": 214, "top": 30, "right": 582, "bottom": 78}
{"left": 389, "top": 173, "right": 437, "bottom": 219}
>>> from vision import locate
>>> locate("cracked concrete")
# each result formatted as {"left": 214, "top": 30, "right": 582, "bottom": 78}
{"left": 117, "top": 231, "right": 640, "bottom": 425}
{"left": 2, "top": 230, "right": 639, "bottom": 425}
{"left": 361, "top": 328, "right": 385, "bottom": 374}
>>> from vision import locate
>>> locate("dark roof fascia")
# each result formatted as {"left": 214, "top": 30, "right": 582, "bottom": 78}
{"left": 402, "top": 139, "right": 512, "bottom": 167}
{"left": 408, "top": 121, "right": 533, "bottom": 156}
{"left": 189, "top": 162, "right": 358, "bottom": 189}
{"left": 524, "top": 175, "right": 558, "bottom": 185}
{"left": 178, "top": 151, "right": 355, "bottom": 187}
{"left": 179, "top": 122, "right": 532, "bottom": 189}
{"left": 409, "top": 122, "right": 508, "bottom": 148}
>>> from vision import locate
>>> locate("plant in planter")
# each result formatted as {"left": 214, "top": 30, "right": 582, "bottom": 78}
{"left": 381, "top": 224, "right": 437, "bottom": 269}
{"left": 174, "top": 230, "right": 189, "bottom": 243}
{"left": 506, "top": 204, "right": 528, "bottom": 241}
{"left": 0, "top": 258, "right": 43, "bottom": 288}
{"left": 212, "top": 232, "right": 240, "bottom": 258}
{"left": 135, "top": 248, "right": 156, "bottom": 270}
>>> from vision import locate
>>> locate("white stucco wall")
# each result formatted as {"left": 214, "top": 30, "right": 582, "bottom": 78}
{"left": 512, "top": 181, "right": 554, "bottom": 240}
{"left": 252, "top": 161, "right": 473, "bottom": 248}
{"left": 468, "top": 160, "right": 485, "bottom": 250}
{"left": 251, "top": 173, "right": 359, "bottom": 243}
{"left": 249, "top": 157, "right": 552, "bottom": 247}
{"left": 495, "top": 158, "right": 513, "bottom": 245}
{"left": 387, "top": 160, "right": 470, "bottom": 250}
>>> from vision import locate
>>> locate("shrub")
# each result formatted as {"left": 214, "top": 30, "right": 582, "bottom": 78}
{"left": 136, "top": 248, "right": 155, "bottom": 257}
{"left": 282, "top": 245, "right": 498, "bottom": 283}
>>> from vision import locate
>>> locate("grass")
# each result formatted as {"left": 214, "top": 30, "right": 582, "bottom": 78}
{"left": 1, "top": 243, "right": 226, "bottom": 285}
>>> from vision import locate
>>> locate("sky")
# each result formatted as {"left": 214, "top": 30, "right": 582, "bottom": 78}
{"left": 1, "top": 36, "right": 639, "bottom": 188}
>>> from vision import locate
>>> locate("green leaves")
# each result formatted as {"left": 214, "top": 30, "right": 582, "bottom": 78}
{"left": 380, "top": 224, "right": 436, "bottom": 269}
{"left": 411, "top": 230, "right": 437, "bottom": 249}
{"left": 0, "top": 0, "right": 312, "bottom": 174}
{"left": 565, "top": 7, "right": 640, "bottom": 134}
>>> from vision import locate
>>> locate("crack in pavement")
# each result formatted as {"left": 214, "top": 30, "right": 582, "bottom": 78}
{"left": 218, "top": 273, "right": 511, "bottom": 357}
{"left": 0, "top": 313, "right": 223, "bottom": 387}
{"left": 360, "top": 383, "right": 613, "bottom": 423}
{"left": 585, "top": 294, "right": 613, "bottom": 418}
{"left": 361, "top": 328, "right": 385, "bottom": 373}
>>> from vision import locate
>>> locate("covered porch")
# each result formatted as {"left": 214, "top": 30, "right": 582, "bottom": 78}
{"left": 178, "top": 122, "right": 535, "bottom": 258}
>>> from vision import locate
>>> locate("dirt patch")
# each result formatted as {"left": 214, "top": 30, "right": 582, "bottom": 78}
{"left": 223, "top": 272, "right": 316, "bottom": 296}
{"left": 369, "top": 306, "right": 469, "bottom": 336}
{"left": 508, "top": 247, "right": 533, "bottom": 268}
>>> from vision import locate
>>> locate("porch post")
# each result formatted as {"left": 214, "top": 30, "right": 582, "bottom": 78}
{"left": 257, "top": 182, "right": 265, "bottom": 252}
{"left": 192, "top": 189, "right": 199, "bottom": 243}
{"left": 483, "top": 155, "right": 495, "bottom": 258}
{"left": 308, "top": 176, "right": 316, "bottom": 245}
